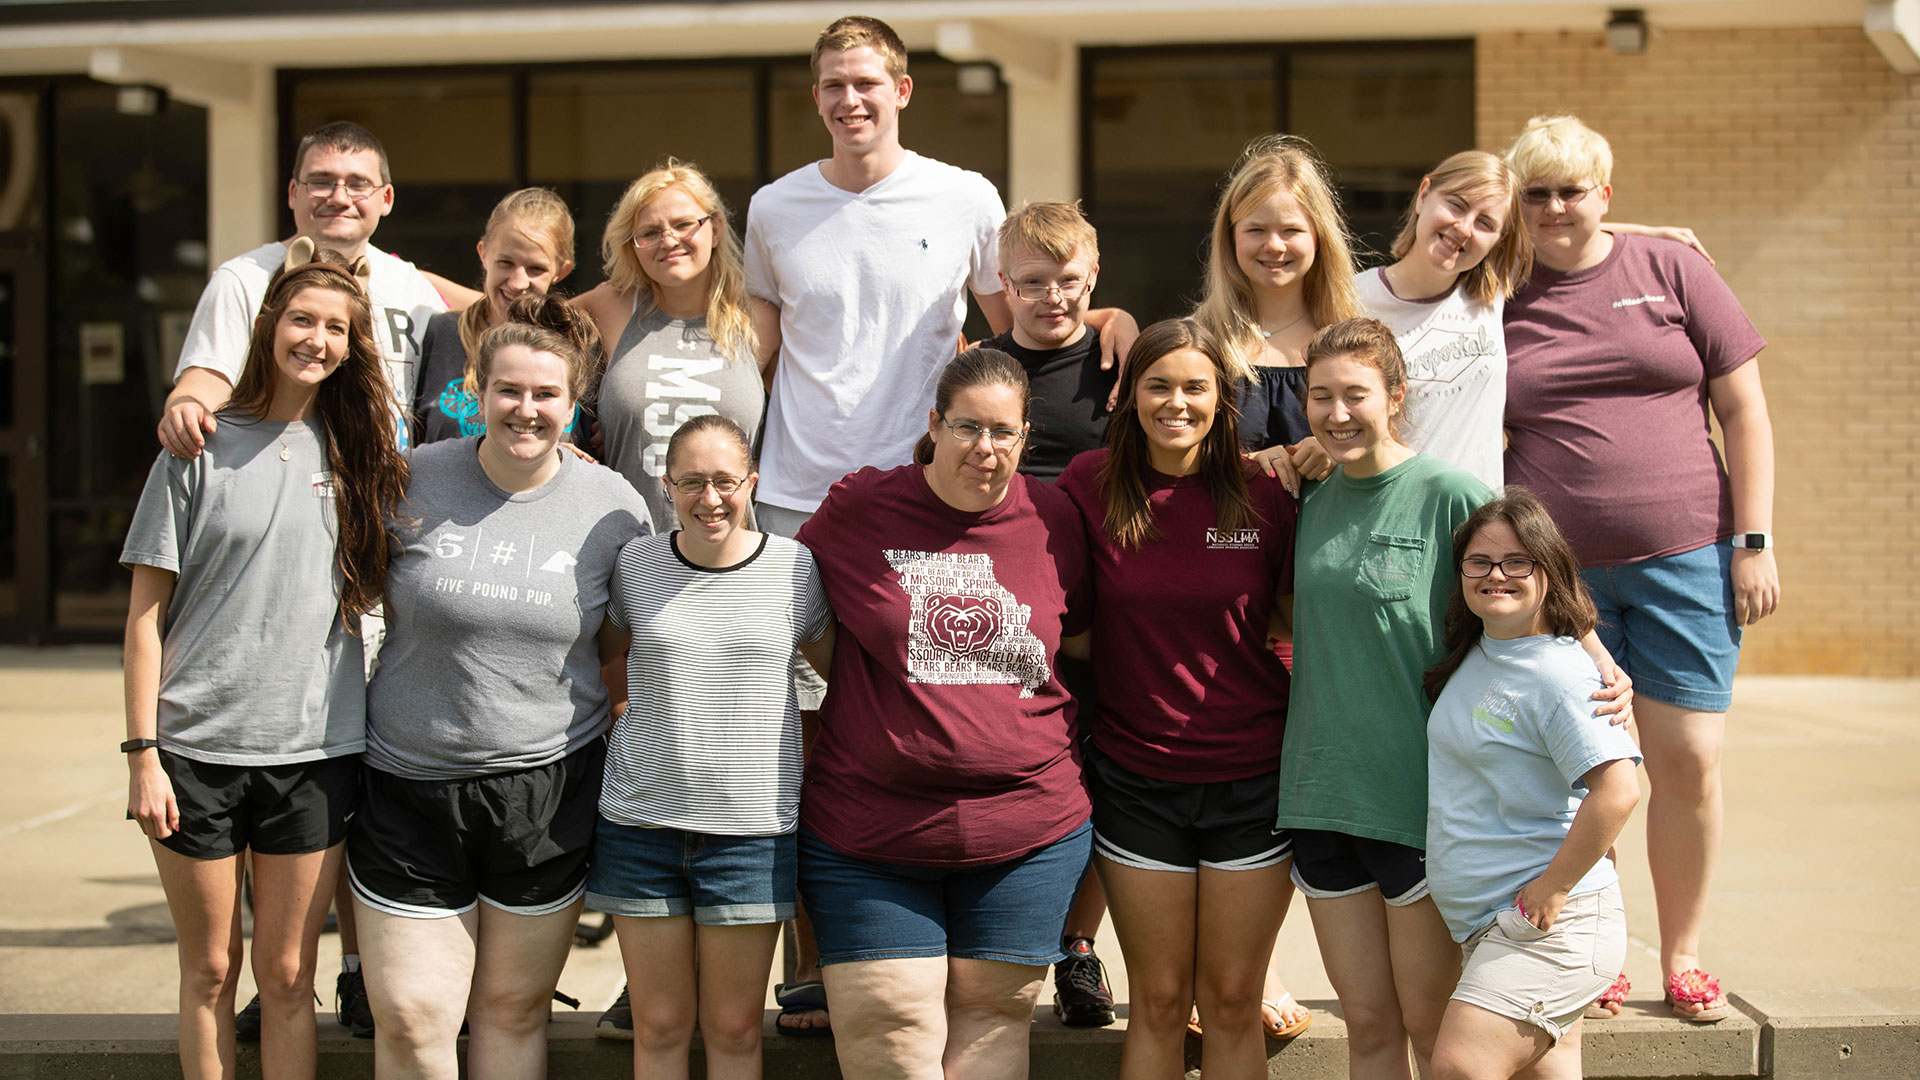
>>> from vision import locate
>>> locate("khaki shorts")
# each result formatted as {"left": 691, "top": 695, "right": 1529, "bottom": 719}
{"left": 1452, "top": 882, "right": 1626, "bottom": 1042}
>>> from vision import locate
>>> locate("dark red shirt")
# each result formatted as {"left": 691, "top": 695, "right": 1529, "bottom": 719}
{"left": 797, "top": 465, "right": 1091, "bottom": 866}
{"left": 1057, "top": 450, "right": 1296, "bottom": 782}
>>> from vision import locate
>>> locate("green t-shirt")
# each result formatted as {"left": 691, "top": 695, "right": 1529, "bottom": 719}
{"left": 1277, "top": 453, "right": 1493, "bottom": 848}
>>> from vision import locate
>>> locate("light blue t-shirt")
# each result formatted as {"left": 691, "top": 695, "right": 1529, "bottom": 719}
{"left": 1426, "top": 634, "right": 1642, "bottom": 942}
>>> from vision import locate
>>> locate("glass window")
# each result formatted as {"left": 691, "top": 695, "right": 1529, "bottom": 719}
{"left": 1083, "top": 42, "right": 1473, "bottom": 325}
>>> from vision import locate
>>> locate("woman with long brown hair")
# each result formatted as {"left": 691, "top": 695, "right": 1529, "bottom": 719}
{"left": 121, "top": 241, "right": 407, "bottom": 1080}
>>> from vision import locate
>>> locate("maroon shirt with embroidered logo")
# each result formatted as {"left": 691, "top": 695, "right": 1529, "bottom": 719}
{"left": 1057, "top": 450, "right": 1297, "bottom": 783}
{"left": 797, "top": 465, "right": 1090, "bottom": 867}
{"left": 1503, "top": 234, "right": 1765, "bottom": 567}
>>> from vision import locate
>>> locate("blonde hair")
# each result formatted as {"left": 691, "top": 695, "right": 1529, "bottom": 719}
{"left": 1504, "top": 114, "right": 1614, "bottom": 188}
{"left": 599, "top": 159, "right": 755, "bottom": 366}
{"left": 458, "top": 188, "right": 576, "bottom": 359}
{"left": 811, "top": 15, "right": 908, "bottom": 80}
{"left": 1193, "top": 134, "right": 1364, "bottom": 382}
{"left": 998, "top": 200, "right": 1100, "bottom": 271}
{"left": 1389, "top": 151, "right": 1534, "bottom": 305}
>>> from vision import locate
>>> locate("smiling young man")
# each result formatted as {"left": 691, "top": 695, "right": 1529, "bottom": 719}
{"left": 977, "top": 202, "right": 1116, "bottom": 483}
{"left": 158, "top": 122, "right": 446, "bottom": 456}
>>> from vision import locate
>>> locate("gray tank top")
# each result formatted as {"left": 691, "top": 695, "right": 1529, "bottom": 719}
{"left": 598, "top": 299, "right": 767, "bottom": 530}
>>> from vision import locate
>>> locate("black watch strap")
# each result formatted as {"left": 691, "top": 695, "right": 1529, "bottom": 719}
{"left": 120, "top": 738, "right": 159, "bottom": 753}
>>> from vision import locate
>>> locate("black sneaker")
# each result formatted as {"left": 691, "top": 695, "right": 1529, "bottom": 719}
{"left": 596, "top": 985, "right": 633, "bottom": 1041}
{"left": 234, "top": 994, "right": 262, "bottom": 1042}
{"left": 336, "top": 969, "right": 375, "bottom": 1039}
{"left": 1052, "top": 938, "right": 1115, "bottom": 1028}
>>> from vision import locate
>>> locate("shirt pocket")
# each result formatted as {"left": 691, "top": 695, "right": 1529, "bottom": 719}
{"left": 1354, "top": 533, "right": 1426, "bottom": 603}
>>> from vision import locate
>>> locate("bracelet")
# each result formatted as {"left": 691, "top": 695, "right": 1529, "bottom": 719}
{"left": 119, "top": 738, "right": 159, "bottom": 753}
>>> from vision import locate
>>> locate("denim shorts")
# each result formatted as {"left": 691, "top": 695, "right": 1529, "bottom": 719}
{"left": 585, "top": 819, "right": 796, "bottom": 926}
{"left": 1580, "top": 541, "right": 1741, "bottom": 713}
{"left": 798, "top": 821, "right": 1093, "bottom": 967}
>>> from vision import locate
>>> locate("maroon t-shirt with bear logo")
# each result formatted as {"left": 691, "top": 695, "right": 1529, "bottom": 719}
{"left": 798, "top": 465, "right": 1091, "bottom": 867}
{"left": 1503, "top": 234, "right": 1766, "bottom": 567}
{"left": 1057, "top": 450, "right": 1297, "bottom": 783}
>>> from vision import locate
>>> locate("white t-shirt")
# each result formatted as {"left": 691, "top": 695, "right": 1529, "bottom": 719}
{"left": 174, "top": 240, "right": 446, "bottom": 420}
{"left": 1355, "top": 267, "right": 1506, "bottom": 490}
{"left": 746, "top": 152, "right": 1004, "bottom": 512}
{"left": 603, "top": 532, "right": 832, "bottom": 836}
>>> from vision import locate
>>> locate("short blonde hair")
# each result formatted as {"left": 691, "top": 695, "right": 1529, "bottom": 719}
{"left": 599, "top": 159, "right": 755, "bottom": 365}
{"left": 811, "top": 15, "right": 908, "bottom": 81}
{"left": 1505, "top": 114, "right": 1613, "bottom": 187}
{"left": 997, "top": 201, "right": 1099, "bottom": 272}
{"left": 1389, "top": 151, "right": 1533, "bottom": 305}
{"left": 1192, "top": 134, "right": 1364, "bottom": 382}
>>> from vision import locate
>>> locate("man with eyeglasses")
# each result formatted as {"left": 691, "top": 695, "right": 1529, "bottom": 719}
{"left": 977, "top": 201, "right": 1116, "bottom": 483}
{"left": 157, "top": 121, "right": 446, "bottom": 457}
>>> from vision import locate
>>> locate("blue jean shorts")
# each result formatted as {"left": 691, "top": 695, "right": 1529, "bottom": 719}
{"left": 798, "top": 821, "right": 1093, "bottom": 968}
{"left": 584, "top": 818, "right": 795, "bottom": 926}
{"left": 1580, "top": 541, "right": 1742, "bottom": 713}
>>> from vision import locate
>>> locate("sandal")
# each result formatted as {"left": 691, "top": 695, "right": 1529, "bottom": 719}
{"left": 774, "top": 980, "right": 833, "bottom": 1037}
{"left": 1584, "top": 972, "right": 1629, "bottom": 1019}
{"left": 1665, "top": 969, "right": 1731, "bottom": 1023}
{"left": 1263, "top": 994, "right": 1312, "bottom": 1040}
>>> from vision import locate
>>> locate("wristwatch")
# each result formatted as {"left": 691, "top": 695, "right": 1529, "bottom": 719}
{"left": 119, "top": 738, "right": 159, "bottom": 753}
{"left": 1727, "top": 532, "right": 1772, "bottom": 550}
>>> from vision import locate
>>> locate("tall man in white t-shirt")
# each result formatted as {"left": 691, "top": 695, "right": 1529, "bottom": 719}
{"left": 157, "top": 121, "right": 446, "bottom": 457}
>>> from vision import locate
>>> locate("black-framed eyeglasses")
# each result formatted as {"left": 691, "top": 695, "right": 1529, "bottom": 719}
{"left": 633, "top": 216, "right": 713, "bottom": 249}
{"left": 666, "top": 473, "right": 745, "bottom": 496}
{"left": 1460, "top": 556, "right": 1538, "bottom": 579}
{"left": 1010, "top": 280, "right": 1089, "bottom": 303}
{"left": 943, "top": 420, "right": 1026, "bottom": 450}
{"left": 1520, "top": 185, "right": 1594, "bottom": 208}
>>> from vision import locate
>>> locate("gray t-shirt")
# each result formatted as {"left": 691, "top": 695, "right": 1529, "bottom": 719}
{"left": 602, "top": 532, "right": 831, "bottom": 835}
{"left": 120, "top": 414, "right": 366, "bottom": 765}
{"left": 599, "top": 302, "right": 766, "bottom": 528}
{"left": 364, "top": 437, "right": 653, "bottom": 780}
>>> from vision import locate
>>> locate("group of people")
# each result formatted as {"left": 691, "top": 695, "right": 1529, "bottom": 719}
{"left": 120, "top": 12, "right": 1779, "bottom": 1080}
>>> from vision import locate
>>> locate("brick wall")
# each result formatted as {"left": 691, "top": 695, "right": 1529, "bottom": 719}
{"left": 1477, "top": 27, "right": 1920, "bottom": 676}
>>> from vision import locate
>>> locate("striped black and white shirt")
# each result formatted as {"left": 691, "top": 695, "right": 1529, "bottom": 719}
{"left": 603, "top": 531, "right": 831, "bottom": 835}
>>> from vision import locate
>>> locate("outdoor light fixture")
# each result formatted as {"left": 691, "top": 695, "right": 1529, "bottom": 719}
{"left": 114, "top": 84, "right": 164, "bottom": 116}
{"left": 956, "top": 63, "right": 999, "bottom": 96}
{"left": 1607, "top": 9, "right": 1649, "bottom": 55}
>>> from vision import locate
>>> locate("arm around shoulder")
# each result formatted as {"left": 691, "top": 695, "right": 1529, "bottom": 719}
{"left": 159, "top": 367, "right": 234, "bottom": 459}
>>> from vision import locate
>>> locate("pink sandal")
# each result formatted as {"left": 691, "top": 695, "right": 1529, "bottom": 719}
{"left": 1584, "top": 972, "right": 1629, "bottom": 1019}
{"left": 1665, "top": 969, "right": 1731, "bottom": 1022}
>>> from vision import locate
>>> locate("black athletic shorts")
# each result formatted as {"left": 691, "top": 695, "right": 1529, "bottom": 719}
{"left": 347, "top": 740, "right": 603, "bottom": 918}
{"left": 153, "top": 749, "right": 357, "bottom": 861}
{"left": 1289, "top": 828, "right": 1429, "bottom": 905}
{"left": 1087, "top": 749, "right": 1291, "bottom": 873}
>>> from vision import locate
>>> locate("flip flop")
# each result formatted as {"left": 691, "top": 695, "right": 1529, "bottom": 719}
{"left": 1263, "top": 994, "right": 1312, "bottom": 1040}
{"left": 1665, "top": 969, "right": 1730, "bottom": 1023}
{"left": 774, "top": 979, "right": 832, "bottom": 1038}
{"left": 1585, "top": 972, "right": 1629, "bottom": 1019}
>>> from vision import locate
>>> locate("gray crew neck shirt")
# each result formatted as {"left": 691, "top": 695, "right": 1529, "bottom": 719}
{"left": 120, "top": 414, "right": 367, "bottom": 765}
{"left": 598, "top": 302, "right": 766, "bottom": 529}
{"left": 365, "top": 437, "right": 653, "bottom": 780}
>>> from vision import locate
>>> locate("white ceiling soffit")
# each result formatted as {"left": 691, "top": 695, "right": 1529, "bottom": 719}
{"left": 0, "top": 0, "right": 1871, "bottom": 72}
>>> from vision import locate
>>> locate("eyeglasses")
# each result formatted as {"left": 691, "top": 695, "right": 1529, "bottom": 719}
{"left": 1010, "top": 280, "right": 1089, "bottom": 304}
{"left": 1520, "top": 185, "right": 1594, "bottom": 208}
{"left": 300, "top": 178, "right": 385, "bottom": 200}
{"left": 942, "top": 420, "right": 1026, "bottom": 450}
{"left": 1460, "top": 556, "right": 1538, "bottom": 579}
{"left": 666, "top": 474, "right": 745, "bottom": 496}
{"left": 633, "top": 216, "right": 713, "bottom": 250}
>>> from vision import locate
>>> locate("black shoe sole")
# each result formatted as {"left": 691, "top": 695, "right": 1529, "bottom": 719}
{"left": 1054, "top": 1001, "right": 1116, "bottom": 1028}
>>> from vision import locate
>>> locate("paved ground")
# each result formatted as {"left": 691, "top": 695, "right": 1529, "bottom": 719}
{"left": 1, "top": 646, "right": 1913, "bottom": 1023}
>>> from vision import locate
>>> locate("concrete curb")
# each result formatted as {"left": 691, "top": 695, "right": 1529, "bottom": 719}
{"left": 4, "top": 992, "right": 1915, "bottom": 1078}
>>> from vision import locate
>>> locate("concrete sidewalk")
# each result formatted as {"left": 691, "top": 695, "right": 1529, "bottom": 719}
{"left": 1, "top": 647, "right": 1915, "bottom": 1027}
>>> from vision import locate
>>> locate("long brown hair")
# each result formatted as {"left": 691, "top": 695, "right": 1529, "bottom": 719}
{"left": 226, "top": 253, "right": 407, "bottom": 625}
{"left": 1098, "top": 318, "right": 1256, "bottom": 550}
{"left": 1422, "top": 487, "right": 1599, "bottom": 702}
{"left": 911, "top": 348, "right": 1031, "bottom": 466}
